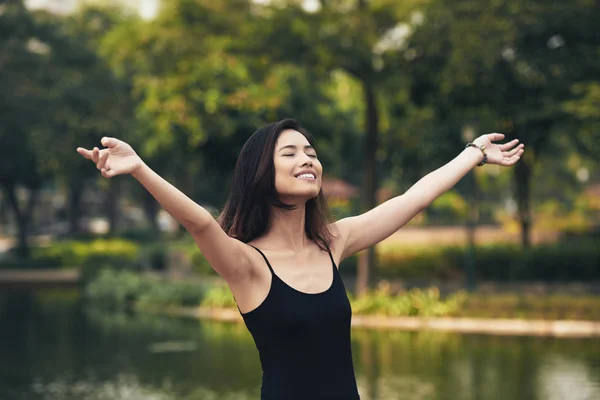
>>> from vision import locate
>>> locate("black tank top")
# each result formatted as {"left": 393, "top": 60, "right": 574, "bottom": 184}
{"left": 239, "top": 245, "right": 360, "bottom": 400}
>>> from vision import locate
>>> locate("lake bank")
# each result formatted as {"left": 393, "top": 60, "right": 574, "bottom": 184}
{"left": 150, "top": 306, "right": 600, "bottom": 338}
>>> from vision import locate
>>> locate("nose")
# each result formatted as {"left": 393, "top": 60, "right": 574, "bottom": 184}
{"left": 300, "top": 154, "right": 313, "bottom": 167}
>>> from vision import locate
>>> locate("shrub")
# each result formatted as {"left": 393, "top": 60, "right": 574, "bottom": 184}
{"left": 349, "top": 283, "right": 468, "bottom": 317}
{"left": 85, "top": 269, "right": 149, "bottom": 311}
{"left": 32, "top": 238, "right": 139, "bottom": 267}
{"left": 200, "top": 284, "right": 237, "bottom": 309}
{"left": 376, "top": 245, "right": 464, "bottom": 280}
{"left": 85, "top": 270, "right": 205, "bottom": 311}
{"left": 169, "top": 238, "right": 215, "bottom": 275}
{"left": 374, "top": 240, "right": 600, "bottom": 282}
{"left": 137, "top": 279, "right": 205, "bottom": 309}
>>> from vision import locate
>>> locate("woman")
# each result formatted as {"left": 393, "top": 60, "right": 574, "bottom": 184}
{"left": 77, "top": 118, "right": 524, "bottom": 399}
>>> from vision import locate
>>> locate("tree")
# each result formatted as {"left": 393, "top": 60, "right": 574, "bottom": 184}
{"left": 0, "top": 0, "right": 136, "bottom": 257}
{"left": 99, "top": 0, "right": 362, "bottom": 226}
{"left": 252, "top": 0, "right": 427, "bottom": 294}
{"left": 404, "top": 0, "right": 600, "bottom": 247}
{"left": 0, "top": 0, "right": 52, "bottom": 255}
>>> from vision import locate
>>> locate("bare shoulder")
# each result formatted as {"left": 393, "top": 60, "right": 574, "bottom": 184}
{"left": 231, "top": 240, "right": 268, "bottom": 277}
{"left": 327, "top": 220, "right": 351, "bottom": 265}
{"left": 235, "top": 240, "right": 275, "bottom": 283}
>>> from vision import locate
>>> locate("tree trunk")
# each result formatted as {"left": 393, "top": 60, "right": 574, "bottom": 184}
{"left": 2, "top": 183, "right": 38, "bottom": 257}
{"left": 514, "top": 154, "right": 533, "bottom": 248}
{"left": 355, "top": 80, "right": 380, "bottom": 296}
{"left": 68, "top": 181, "right": 84, "bottom": 235}
{"left": 142, "top": 190, "right": 160, "bottom": 233}
{"left": 106, "top": 179, "right": 121, "bottom": 235}
{"left": 464, "top": 170, "right": 479, "bottom": 291}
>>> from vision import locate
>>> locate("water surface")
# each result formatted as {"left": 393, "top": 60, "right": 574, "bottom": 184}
{"left": 1, "top": 292, "right": 599, "bottom": 400}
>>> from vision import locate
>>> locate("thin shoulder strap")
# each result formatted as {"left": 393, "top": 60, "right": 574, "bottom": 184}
{"left": 326, "top": 248, "right": 338, "bottom": 270}
{"left": 247, "top": 244, "right": 276, "bottom": 275}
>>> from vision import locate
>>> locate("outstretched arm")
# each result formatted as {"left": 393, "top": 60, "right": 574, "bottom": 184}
{"left": 335, "top": 133, "right": 524, "bottom": 260}
{"left": 77, "top": 137, "right": 252, "bottom": 282}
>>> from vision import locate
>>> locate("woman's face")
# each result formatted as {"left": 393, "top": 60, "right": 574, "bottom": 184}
{"left": 273, "top": 129, "right": 323, "bottom": 202}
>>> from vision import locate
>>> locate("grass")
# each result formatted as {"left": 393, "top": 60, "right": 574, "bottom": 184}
{"left": 456, "top": 293, "right": 600, "bottom": 320}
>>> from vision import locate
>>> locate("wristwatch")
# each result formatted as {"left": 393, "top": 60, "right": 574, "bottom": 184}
{"left": 465, "top": 142, "right": 487, "bottom": 167}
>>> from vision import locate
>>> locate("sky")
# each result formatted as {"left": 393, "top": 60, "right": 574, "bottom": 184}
{"left": 26, "top": 0, "right": 160, "bottom": 19}
{"left": 25, "top": 0, "right": 322, "bottom": 18}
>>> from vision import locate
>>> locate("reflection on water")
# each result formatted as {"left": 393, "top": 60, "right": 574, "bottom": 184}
{"left": 538, "top": 356, "right": 600, "bottom": 400}
{"left": 30, "top": 373, "right": 263, "bottom": 400}
{"left": 1, "top": 292, "right": 599, "bottom": 400}
{"left": 31, "top": 374, "right": 171, "bottom": 400}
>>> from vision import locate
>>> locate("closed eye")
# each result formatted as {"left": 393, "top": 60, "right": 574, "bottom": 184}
{"left": 283, "top": 154, "right": 318, "bottom": 158}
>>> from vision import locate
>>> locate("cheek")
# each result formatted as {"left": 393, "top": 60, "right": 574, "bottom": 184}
{"left": 316, "top": 161, "right": 323, "bottom": 177}
{"left": 273, "top": 164, "right": 290, "bottom": 192}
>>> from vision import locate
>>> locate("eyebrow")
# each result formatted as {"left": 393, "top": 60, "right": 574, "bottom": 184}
{"left": 277, "top": 144, "right": 315, "bottom": 152}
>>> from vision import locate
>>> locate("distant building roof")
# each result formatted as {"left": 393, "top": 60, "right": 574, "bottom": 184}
{"left": 321, "top": 177, "right": 359, "bottom": 200}
{"left": 585, "top": 183, "right": 600, "bottom": 198}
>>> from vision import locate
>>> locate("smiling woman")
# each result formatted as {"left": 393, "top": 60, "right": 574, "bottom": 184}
{"left": 218, "top": 119, "right": 333, "bottom": 251}
{"left": 77, "top": 117, "right": 524, "bottom": 400}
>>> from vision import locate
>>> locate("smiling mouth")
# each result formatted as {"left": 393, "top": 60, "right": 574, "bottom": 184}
{"left": 296, "top": 173, "right": 316, "bottom": 180}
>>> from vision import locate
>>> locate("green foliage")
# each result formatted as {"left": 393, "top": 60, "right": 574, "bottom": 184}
{"left": 137, "top": 278, "right": 205, "bottom": 309}
{"left": 85, "top": 269, "right": 148, "bottom": 311}
{"left": 375, "top": 241, "right": 600, "bottom": 281}
{"left": 31, "top": 239, "right": 139, "bottom": 267}
{"left": 84, "top": 270, "right": 600, "bottom": 320}
{"left": 2, "top": 0, "right": 599, "bottom": 276}
{"left": 170, "top": 238, "right": 216, "bottom": 275}
{"left": 376, "top": 244, "right": 464, "bottom": 280}
{"left": 428, "top": 190, "right": 468, "bottom": 224}
{"left": 0, "top": 238, "right": 141, "bottom": 273}
{"left": 199, "top": 285, "right": 237, "bottom": 309}
{"left": 460, "top": 293, "right": 600, "bottom": 320}
{"left": 350, "top": 285, "right": 468, "bottom": 317}
{"left": 85, "top": 269, "right": 205, "bottom": 311}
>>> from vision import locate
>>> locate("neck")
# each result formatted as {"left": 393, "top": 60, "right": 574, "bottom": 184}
{"left": 263, "top": 202, "right": 309, "bottom": 252}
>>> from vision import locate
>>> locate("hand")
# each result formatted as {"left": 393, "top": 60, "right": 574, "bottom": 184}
{"left": 77, "top": 137, "right": 143, "bottom": 178}
{"left": 473, "top": 133, "right": 525, "bottom": 166}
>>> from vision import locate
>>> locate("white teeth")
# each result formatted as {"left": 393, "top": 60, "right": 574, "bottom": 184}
{"left": 296, "top": 173, "right": 315, "bottom": 179}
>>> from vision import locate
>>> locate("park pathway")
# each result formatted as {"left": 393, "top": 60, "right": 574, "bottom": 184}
{"left": 0, "top": 237, "right": 80, "bottom": 290}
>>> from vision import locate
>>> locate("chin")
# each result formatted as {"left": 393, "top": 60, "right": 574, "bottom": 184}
{"left": 279, "top": 190, "right": 320, "bottom": 204}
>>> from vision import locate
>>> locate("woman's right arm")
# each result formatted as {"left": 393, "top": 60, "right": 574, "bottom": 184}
{"left": 77, "top": 137, "right": 252, "bottom": 283}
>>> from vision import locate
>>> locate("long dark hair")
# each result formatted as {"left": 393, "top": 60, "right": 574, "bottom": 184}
{"left": 218, "top": 118, "right": 336, "bottom": 251}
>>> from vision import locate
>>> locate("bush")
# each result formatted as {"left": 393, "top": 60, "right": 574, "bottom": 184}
{"left": 138, "top": 278, "right": 205, "bottom": 309}
{"left": 374, "top": 240, "right": 600, "bottom": 282}
{"left": 377, "top": 245, "right": 464, "bottom": 280}
{"left": 85, "top": 269, "right": 205, "bottom": 311}
{"left": 170, "top": 238, "right": 215, "bottom": 275}
{"left": 459, "top": 293, "right": 600, "bottom": 320}
{"left": 349, "top": 283, "right": 468, "bottom": 317}
{"left": 428, "top": 190, "right": 468, "bottom": 224}
{"left": 31, "top": 238, "right": 139, "bottom": 268}
{"left": 200, "top": 284, "right": 237, "bottom": 309}
{"left": 85, "top": 269, "right": 149, "bottom": 311}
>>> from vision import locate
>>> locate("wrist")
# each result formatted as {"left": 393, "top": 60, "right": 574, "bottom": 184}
{"left": 465, "top": 142, "right": 487, "bottom": 166}
{"left": 131, "top": 160, "right": 149, "bottom": 180}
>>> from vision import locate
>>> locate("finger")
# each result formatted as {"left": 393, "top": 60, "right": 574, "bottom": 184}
{"left": 92, "top": 147, "right": 100, "bottom": 163}
{"left": 77, "top": 147, "right": 93, "bottom": 160}
{"left": 101, "top": 168, "right": 116, "bottom": 179}
{"left": 487, "top": 133, "right": 505, "bottom": 142}
{"left": 504, "top": 144, "right": 524, "bottom": 157}
{"left": 504, "top": 150, "right": 524, "bottom": 165}
{"left": 101, "top": 137, "right": 119, "bottom": 148}
{"left": 499, "top": 139, "right": 520, "bottom": 151}
{"left": 97, "top": 151, "right": 109, "bottom": 170}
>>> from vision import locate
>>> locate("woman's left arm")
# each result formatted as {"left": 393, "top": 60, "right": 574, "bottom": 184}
{"left": 335, "top": 133, "right": 524, "bottom": 260}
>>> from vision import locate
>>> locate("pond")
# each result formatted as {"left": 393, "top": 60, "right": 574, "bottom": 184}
{"left": 1, "top": 291, "right": 599, "bottom": 400}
